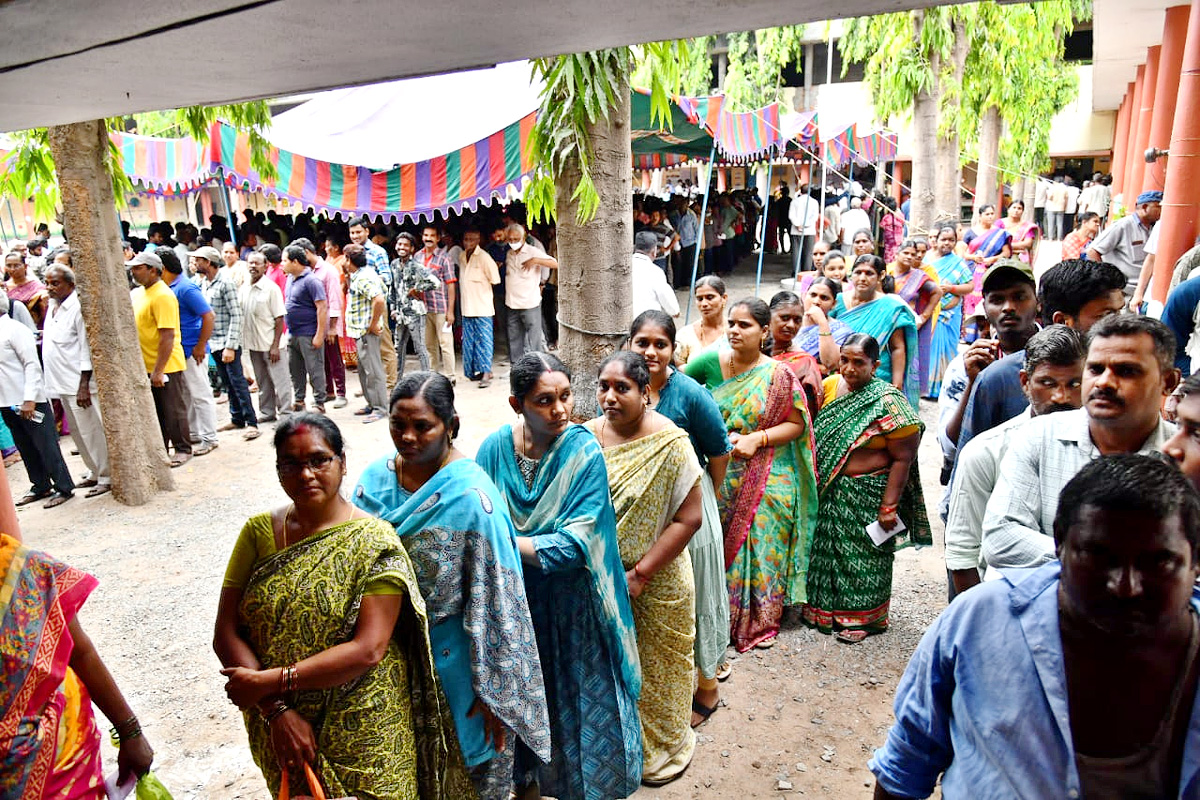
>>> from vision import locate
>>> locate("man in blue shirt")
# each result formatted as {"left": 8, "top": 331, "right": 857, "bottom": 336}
{"left": 1163, "top": 272, "right": 1200, "bottom": 376}
{"left": 158, "top": 248, "right": 218, "bottom": 456}
{"left": 871, "top": 454, "right": 1200, "bottom": 799}
{"left": 283, "top": 245, "right": 328, "bottom": 412}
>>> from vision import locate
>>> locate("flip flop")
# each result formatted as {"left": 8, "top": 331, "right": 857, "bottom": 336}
{"left": 85, "top": 485, "right": 112, "bottom": 498}
{"left": 242, "top": 428, "right": 262, "bottom": 441}
{"left": 15, "top": 490, "right": 52, "bottom": 506}
{"left": 77, "top": 477, "right": 99, "bottom": 488}
{"left": 836, "top": 630, "right": 870, "bottom": 644}
{"left": 715, "top": 662, "right": 733, "bottom": 682}
{"left": 170, "top": 453, "right": 192, "bottom": 468}
{"left": 691, "top": 697, "right": 721, "bottom": 728}
{"left": 43, "top": 492, "right": 73, "bottom": 509}
{"left": 755, "top": 636, "right": 776, "bottom": 649}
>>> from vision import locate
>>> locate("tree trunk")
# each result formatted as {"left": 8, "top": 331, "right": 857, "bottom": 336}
{"left": 555, "top": 72, "right": 633, "bottom": 420}
{"left": 974, "top": 104, "right": 1002, "bottom": 214}
{"left": 933, "top": 17, "right": 969, "bottom": 225}
{"left": 47, "top": 121, "right": 175, "bottom": 504}
{"left": 909, "top": 11, "right": 938, "bottom": 235}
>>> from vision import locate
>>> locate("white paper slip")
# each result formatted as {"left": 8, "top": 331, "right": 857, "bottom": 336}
{"left": 866, "top": 517, "right": 906, "bottom": 547}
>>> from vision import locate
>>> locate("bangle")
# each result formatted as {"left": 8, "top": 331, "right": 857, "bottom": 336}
{"left": 761, "top": 430, "right": 770, "bottom": 448}
{"left": 633, "top": 562, "right": 650, "bottom": 582}
{"left": 818, "top": 331, "right": 832, "bottom": 337}
{"left": 279, "top": 664, "right": 298, "bottom": 695}
{"left": 880, "top": 504, "right": 898, "bottom": 514}
{"left": 110, "top": 716, "right": 142, "bottom": 743}
{"left": 264, "top": 701, "right": 290, "bottom": 724}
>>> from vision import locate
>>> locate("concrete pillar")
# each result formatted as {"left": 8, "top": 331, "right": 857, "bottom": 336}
{"left": 1146, "top": 4, "right": 1192, "bottom": 192}
{"left": 1111, "top": 87, "right": 1134, "bottom": 198}
{"left": 1122, "top": 66, "right": 1146, "bottom": 201}
{"left": 1129, "top": 46, "right": 1162, "bottom": 198}
{"left": 1152, "top": 0, "right": 1200, "bottom": 302}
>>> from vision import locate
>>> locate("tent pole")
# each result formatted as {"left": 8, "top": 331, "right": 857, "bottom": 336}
{"left": 817, "top": 32, "right": 833, "bottom": 270}
{"left": 755, "top": 157, "right": 774, "bottom": 296}
{"left": 686, "top": 141, "right": 719, "bottom": 325}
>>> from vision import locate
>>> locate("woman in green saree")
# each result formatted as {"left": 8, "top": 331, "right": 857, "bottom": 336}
{"left": 684, "top": 298, "right": 818, "bottom": 652}
{"left": 803, "top": 334, "right": 931, "bottom": 643}
{"left": 213, "top": 413, "right": 472, "bottom": 800}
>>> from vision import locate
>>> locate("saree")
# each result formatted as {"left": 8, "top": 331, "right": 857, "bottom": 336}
{"left": 594, "top": 425, "right": 701, "bottom": 784}
{"left": 831, "top": 294, "right": 921, "bottom": 408}
{"left": 795, "top": 320, "right": 854, "bottom": 366}
{"left": 237, "top": 516, "right": 474, "bottom": 800}
{"left": 0, "top": 534, "right": 104, "bottom": 800}
{"left": 713, "top": 359, "right": 818, "bottom": 652}
{"left": 963, "top": 226, "right": 1011, "bottom": 316}
{"left": 802, "top": 379, "right": 931, "bottom": 635}
{"left": 927, "top": 253, "right": 973, "bottom": 398}
{"left": 774, "top": 350, "right": 824, "bottom": 421}
{"left": 7, "top": 279, "right": 48, "bottom": 328}
{"left": 895, "top": 269, "right": 937, "bottom": 398}
{"left": 353, "top": 458, "right": 551, "bottom": 799}
{"left": 476, "top": 424, "right": 642, "bottom": 800}
{"left": 653, "top": 370, "right": 731, "bottom": 681}
{"left": 999, "top": 218, "right": 1039, "bottom": 265}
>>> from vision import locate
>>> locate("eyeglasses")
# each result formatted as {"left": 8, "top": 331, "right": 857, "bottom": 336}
{"left": 276, "top": 454, "right": 339, "bottom": 476}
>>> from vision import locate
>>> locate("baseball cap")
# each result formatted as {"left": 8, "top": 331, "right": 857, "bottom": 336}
{"left": 124, "top": 250, "right": 163, "bottom": 269}
{"left": 192, "top": 245, "right": 222, "bottom": 264}
{"left": 981, "top": 258, "right": 1034, "bottom": 293}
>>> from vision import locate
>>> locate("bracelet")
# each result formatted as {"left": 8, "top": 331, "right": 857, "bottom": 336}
{"left": 264, "top": 701, "right": 290, "bottom": 724}
{"left": 278, "top": 664, "right": 298, "bottom": 695}
{"left": 880, "top": 504, "right": 898, "bottom": 514}
{"left": 632, "top": 562, "right": 650, "bottom": 582}
{"left": 110, "top": 716, "right": 142, "bottom": 743}
{"left": 761, "top": 430, "right": 770, "bottom": 448}
{"left": 818, "top": 331, "right": 832, "bottom": 337}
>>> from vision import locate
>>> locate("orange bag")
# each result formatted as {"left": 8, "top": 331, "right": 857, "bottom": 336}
{"left": 277, "top": 762, "right": 356, "bottom": 800}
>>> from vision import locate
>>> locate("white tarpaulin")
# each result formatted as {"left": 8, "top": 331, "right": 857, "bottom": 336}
{"left": 265, "top": 61, "right": 542, "bottom": 170}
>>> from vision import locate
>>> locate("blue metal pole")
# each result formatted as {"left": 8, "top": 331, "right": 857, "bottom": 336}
{"left": 685, "top": 141, "right": 719, "bottom": 325}
{"left": 754, "top": 157, "right": 774, "bottom": 296}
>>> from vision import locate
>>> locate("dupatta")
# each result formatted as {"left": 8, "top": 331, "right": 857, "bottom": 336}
{"left": 354, "top": 457, "right": 552, "bottom": 767}
{"left": 831, "top": 294, "right": 921, "bottom": 408}
{"left": 476, "top": 423, "right": 642, "bottom": 699}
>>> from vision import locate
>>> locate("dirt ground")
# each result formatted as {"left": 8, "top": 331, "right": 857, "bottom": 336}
{"left": 9, "top": 253, "right": 950, "bottom": 799}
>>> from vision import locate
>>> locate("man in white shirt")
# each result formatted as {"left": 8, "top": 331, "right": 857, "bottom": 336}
{"left": 505, "top": 223, "right": 558, "bottom": 363}
{"left": 241, "top": 251, "right": 291, "bottom": 422}
{"left": 944, "top": 325, "right": 1084, "bottom": 596}
{"left": 1045, "top": 178, "right": 1068, "bottom": 241}
{"left": 788, "top": 185, "right": 820, "bottom": 276}
{"left": 42, "top": 264, "right": 110, "bottom": 497}
{"left": 839, "top": 196, "right": 872, "bottom": 245}
{"left": 0, "top": 293, "right": 74, "bottom": 507}
{"left": 1063, "top": 176, "right": 1081, "bottom": 234}
{"left": 982, "top": 314, "right": 1179, "bottom": 570}
{"left": 631, "top": 232, "right": 680, "bottom": 318}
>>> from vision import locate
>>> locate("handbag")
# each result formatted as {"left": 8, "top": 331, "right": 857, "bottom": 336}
{"left": 278, "top": 762, "right": 356, "bottom": 800}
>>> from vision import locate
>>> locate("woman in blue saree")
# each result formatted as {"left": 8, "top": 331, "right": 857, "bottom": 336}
{"left": 925, "top": 224, "right": 977, "bottom": 398}
{"left": 962, "top": 204, "right": 1012, "bottom": 317}
{"left": 353, "top": 372, "right": 551, "bottom": 800}
{"left": 476, "top": 352, "right": 643, "bottom": 800}
{"left": 831, "top": 254, "right": 921, "bottom": 407}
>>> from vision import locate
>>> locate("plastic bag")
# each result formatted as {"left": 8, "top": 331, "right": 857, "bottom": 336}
{"left": 135, "top": 773, "right": 174, "bottom": 800}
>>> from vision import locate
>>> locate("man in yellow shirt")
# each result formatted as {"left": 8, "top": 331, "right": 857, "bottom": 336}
{"left": 127, "top": 250, "right": 192, "bottom": 467}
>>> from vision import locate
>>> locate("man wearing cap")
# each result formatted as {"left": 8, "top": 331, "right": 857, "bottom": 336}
{"left": 632, "top": 231, "right": 680, "bottom": 317}
{"left": 161, "top": 248, "right": 219, "bottom": 456}
{"left": 1087, "top": 190, "right": 1162, "bottom": 298}
{"left": 127, "top": 250, "right": 193, "bottom": 467}
{"left": 193, "top": 246, "right": 259, "bottom": 440}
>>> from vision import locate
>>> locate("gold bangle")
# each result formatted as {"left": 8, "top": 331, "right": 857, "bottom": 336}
{"left": 761, "top": 430, "right": 770, "bottom": 448}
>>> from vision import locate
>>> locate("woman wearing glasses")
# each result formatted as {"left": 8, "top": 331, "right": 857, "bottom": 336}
{"left": 213, "top": 413, "right": 473, "bottom": 799}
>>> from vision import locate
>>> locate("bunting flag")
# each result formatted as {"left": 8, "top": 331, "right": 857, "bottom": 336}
{"left": 633, "top": 153, "right": 691, "bottom": 170}
{"left": 112, "top": 131, "right": 208, "bottom": 193}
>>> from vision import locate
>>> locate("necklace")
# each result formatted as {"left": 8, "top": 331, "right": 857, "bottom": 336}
{"left": 726, "top": 351, "right": 761, "bottom": 381}
{"left": 598, "top": 409, "right": 647, "bottom": 447}
{"left": 393, "top": 447, "right": 453, "bottom": 491}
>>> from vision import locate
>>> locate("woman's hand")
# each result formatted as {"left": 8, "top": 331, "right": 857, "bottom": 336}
{"left": 731, "top": 432, "right": 762, "bottom": 460}
{"left": 220, "top": 666, "right": 276, "bottom": 710}
{"left": 271, "top": 710, "right": 318, "bottom": 769}
{"left": 117, "top": 735, "right": 155, "bottom": 783}
{"left": 468, "top": 699, "right": 508, "bottom": 752}
{"left": 803, "top": 304, "right": 828, "bottom": 328}
{"left": 625, "top": 569, "right": 649, "bottom": 599}
{"left": 878, "top": 507, "right": 899, "bottom": 531}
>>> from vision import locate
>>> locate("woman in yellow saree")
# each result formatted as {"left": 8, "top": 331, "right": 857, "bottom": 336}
{"left": 213, "top": 413, "right": 473, "bottom": 799}
{"left": 585, "top": 351, "right": 703, "bottom": 787}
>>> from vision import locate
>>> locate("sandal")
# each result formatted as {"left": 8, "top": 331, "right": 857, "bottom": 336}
{"left": 715, "top": 662, "right": 733, "bottom": 682}
{"left": 242, "top": 428, "right": 262, "bottom": 441}
{"left": 836, "top": 629, "right": 870, "bottom": 644}
{"left": 691, "top": 697, "right": 721, "bottom": 728}
{"left": 16, "top": 490, "right": 52, "bottom": 506}
{"left": 77, "top": 477, "right": 99, "bottom": 488}
{"left": 85, "top": 485, "right": 112, "bottom": 498}
{"left": 170, "top": 453, "right": 192, "bottom": 468}
{"left": 755, "top": 636, "right": 776, "bottom": 649}
{"left": 43, "top": 492, "right": 73, "bottom": 509}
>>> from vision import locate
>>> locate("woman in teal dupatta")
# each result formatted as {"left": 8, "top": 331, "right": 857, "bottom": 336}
{"left": 926, "top": 224, "right": 976, "bottom": 397}
{"left": 476, "top": 352, "right": 642, "bottom": 800}
{"left": 831, "top": 254, "right": 921, "bottom": 407}
{"left": 353, "top": 373, "right": 551, "bottom": 800}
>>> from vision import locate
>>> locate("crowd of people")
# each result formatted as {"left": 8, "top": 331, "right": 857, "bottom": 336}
{"left": 7, "top": 170, "right": 1200, "bottom": 799}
